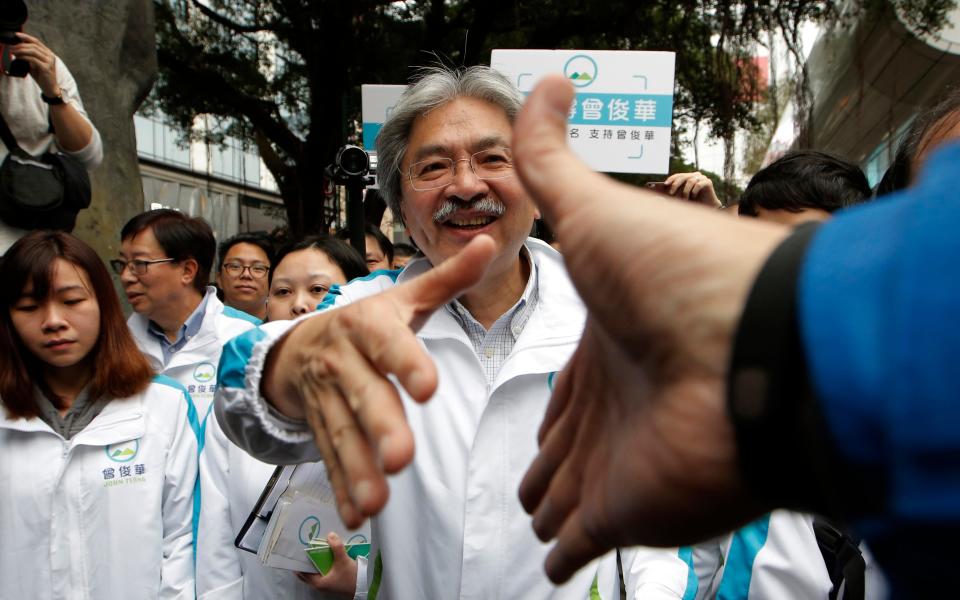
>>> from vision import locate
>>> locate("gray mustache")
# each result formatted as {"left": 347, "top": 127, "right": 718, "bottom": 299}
{"left": 433, "top": 197, "right": 506, "bottom": 223}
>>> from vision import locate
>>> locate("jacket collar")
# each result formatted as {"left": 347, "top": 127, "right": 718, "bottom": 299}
{"left": 129, "top": 286, "right": 225, "bottom": 368}
{"left": 407, "top": 238, "right": 585, "bottom": 346}
{"left": 0, "top": 392, "right": 146, "bottom": 446}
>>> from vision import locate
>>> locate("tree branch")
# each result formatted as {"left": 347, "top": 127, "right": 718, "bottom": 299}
{"left": 187, "top": 0, "right": 281, "bottom": 33}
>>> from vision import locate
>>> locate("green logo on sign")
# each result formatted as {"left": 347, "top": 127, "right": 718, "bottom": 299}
{"left": 564, "top": 55, "right": 598, "bottom": 88}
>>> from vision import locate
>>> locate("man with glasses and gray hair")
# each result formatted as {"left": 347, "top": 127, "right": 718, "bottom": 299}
{"left": 215, "top": 66, "right": 689, "bottom": 598}
{"left": 116, "top": 209, "right": 259, "bottom": 419}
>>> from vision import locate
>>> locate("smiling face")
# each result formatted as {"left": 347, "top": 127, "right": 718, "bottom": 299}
{"left": 399, "top": 96, "right": 537, "bottom": 274}
{"left": 267, "top": 248, "right": 348, "bottom": 321}
{"left": 10, "top": 258, "right": 101, "bottom": 371}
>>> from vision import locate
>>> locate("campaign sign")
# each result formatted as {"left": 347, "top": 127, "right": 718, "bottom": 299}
{"left": 361, "top": 85, "right": 407, "bottom": 151}
{"left": 491, "top": 50, "right": 676, "bottom": 174}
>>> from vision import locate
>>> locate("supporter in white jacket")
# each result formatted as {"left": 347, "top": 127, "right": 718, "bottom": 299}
{"left": 116, "top": 209, "right": 259, "bottom": 420}
{"left": 128, "top": 284, "right": 258, "bottom": 418}
{"left": 0, "top": 231, "right": 196, "bottom": 599}
{"left": 197, "top": 236, "right": 372, "bottom": 599}
{"left": 683, "top": 510, "right": 888, "bottom": 599}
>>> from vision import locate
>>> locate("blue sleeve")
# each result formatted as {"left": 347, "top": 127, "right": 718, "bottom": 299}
{"left": 798, "top": 143, "right": 960, "bottom": 525}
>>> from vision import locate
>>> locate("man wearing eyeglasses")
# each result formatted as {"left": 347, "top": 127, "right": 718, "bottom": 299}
{"left": 215, "top": 67, "right": 686, "bottom": 599}
{"left": 215, "top": 233, "right": 274, "bottom": 322}
{"left": 116, "top": 209, "right": 258, "bottom": 419}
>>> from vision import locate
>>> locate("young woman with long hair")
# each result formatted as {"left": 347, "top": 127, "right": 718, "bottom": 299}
{"left": 0, "top": 231, "right": 197, "bottom": 598}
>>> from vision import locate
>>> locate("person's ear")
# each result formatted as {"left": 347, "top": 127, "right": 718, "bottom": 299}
{"left": 180, "top": 258, "right": 200, "bottom": 287}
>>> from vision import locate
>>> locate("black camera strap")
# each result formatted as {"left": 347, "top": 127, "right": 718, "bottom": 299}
{"left": 0, "top": 109, "right": 26, "bottom": 156}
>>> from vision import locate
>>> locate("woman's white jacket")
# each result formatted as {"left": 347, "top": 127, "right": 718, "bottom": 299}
{"left": 0, "top": 378, "right": 198, "bottom": 599}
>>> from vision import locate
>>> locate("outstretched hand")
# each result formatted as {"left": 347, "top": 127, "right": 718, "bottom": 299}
{"left": 263, "top": 235, "right": 497, "bottom": 527}
{"left": 512, "top": 75, "right": 789, "bottom": 583}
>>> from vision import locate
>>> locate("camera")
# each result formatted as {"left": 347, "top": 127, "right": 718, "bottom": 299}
{"left": 0, "top": 0, "right": 29, "bottom": 77}
{"left": 334, "top": 145, "right": 370, "bottom": 179}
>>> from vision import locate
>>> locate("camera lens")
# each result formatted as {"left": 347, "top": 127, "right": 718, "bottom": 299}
{"left": 336, "top": 146, "right": 369, "bottom": 178}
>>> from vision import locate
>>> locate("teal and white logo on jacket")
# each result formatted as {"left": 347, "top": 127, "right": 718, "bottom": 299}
{"left": 193, "top": 363, "right": 216, "bottom": 383}
{"left": 105, "top": 440, "right": 139, "bottom": 462}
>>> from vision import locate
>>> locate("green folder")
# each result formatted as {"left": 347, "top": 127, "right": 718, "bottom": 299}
{"left": 305, "top": 542, "right": 372, "bottom": 575}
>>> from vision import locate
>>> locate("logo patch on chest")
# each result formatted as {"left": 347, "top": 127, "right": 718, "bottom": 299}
{"left": 102, "top": 440, "right": 147, "bottom": 487}
{"left": 193, "top": 362, "right": 216, "bottom": 383}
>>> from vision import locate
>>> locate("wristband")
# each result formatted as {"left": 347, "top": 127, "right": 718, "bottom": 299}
{"left": 41, "top": 89, "right": 65, "bottom": 105}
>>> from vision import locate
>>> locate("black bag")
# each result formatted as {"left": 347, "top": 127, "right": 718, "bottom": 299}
{"left": 0, "top": 109, "right": 91, "bottom": 231}
{"left": 813, "top": 517, "right": 866, "bottom": 600}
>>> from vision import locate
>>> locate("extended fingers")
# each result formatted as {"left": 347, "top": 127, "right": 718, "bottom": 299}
{"left": 543, "top": 506, "right": 611, "bottom": 584}
{"left": 538, "top": 363, "right": 574, "bottom": 445}
{"left": 394, "top": 234, "right": 497, "bottom": 326}
{"left": 310, "top": 337, "right": 415, "bottom": 516}
{"left": 334, "top": 321, "right": 418, "bottom": 473}
{"left": 519, "top": 396, "right": 579, "bottom": 515}
{"left": 302, "top": 395, "right": 363, "bottom": 527}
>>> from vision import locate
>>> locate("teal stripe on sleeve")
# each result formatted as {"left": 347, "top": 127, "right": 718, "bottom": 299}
{"left": 151, "top": 373, "right": 203, "bottom": 559}
{"left": 316, "top": 284, "right": 342, "bottom": 312}
{"left": 678, "top": 546, "right": 699, "bottom": 600}
{"left": 363, "top": 268, "right": 401, "bottom": 283}
{"left": 716, "top": 513, "right": 772, "bottom": 599}
{"left": 315, "top": 269, "right": 402, "bottom": 312}
{"left": 152, "top": 374, "right": 201, "bottom": 444}
{"left": 222, "top": 305, "right": 263, "bottom": 325}
{"left": 217, "top": 327, "right": 267, "bottom": 389}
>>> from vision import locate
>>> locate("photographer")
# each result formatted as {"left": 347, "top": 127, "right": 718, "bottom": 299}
{"left": 0, "top": 0, "right": 102, "bottom": 253}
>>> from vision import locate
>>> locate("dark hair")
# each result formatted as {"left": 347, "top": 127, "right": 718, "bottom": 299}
{"left": 337, "top": 223, "right": 394, "bottom": 266}
{"left": 0, "top": 231, "right": 154, "bottom": 419}
{"left": 392, "top": 243, "right": 418, "bottom": 258}
{"left": 271, "top": 235, "right": 369, "bottom": 286}
{"left": 875, "top": 86, "right": 960, "bottom": 197}
{"left": 120, "top": 209, "right": 216, "bottom": 293}
{"left": 738, "top": 151, "right": 871, "bottom": 217}
{"left": 217, "top": 232, "right": 275, "bottom": 271}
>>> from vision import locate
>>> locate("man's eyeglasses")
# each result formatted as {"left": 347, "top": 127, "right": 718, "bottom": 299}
{"left": 222, "top": 262, "right": 270, "bottom": 278}
{"left": 407, "top": 146, "right": 514, "bottom": 191}
{"left": 110, "top": 257, "right": 176, "bottom": 276}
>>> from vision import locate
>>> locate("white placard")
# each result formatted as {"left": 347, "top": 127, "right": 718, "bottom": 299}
{"left": 491, "top": 49, "right": 676, "bottom": 174}
{"left": 361, "top": 84, "right": 407, "bottom": 151}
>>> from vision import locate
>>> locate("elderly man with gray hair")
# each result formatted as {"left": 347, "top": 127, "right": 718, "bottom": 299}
{"left": 214, "top": 65, "right": 689, "bottom": 598}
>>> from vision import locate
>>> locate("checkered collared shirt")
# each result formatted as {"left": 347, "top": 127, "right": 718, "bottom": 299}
{"left": 446, "top": 249, "right": 539, "bottom": 384}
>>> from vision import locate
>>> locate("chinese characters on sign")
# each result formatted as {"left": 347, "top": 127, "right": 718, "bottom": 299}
{"left": 566, "top": 93, "right": 671, "bottom": 126}
{"left": 492, "top": 49, "right": 676, "bottom": 174}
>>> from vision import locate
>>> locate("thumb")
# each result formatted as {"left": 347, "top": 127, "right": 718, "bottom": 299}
{"left": 513, "top": 75, "right": 614, "bottom": 233}
{"left": 327, "top": 532, "right": 350, "bottom": 562}
{"left": 392, "top": 234, "right": 497, "bottom": 329}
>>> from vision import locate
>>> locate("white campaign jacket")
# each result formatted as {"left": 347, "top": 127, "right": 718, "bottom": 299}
{"left": 685, "top": 510, "right": 888, "bottom": 599}
{"left": 0, "top": 379, "right": 198, "bottom": 599}
{"left": 216, "top": 239, "right": 687, "bottom": 600}
{"left": 197, "top": 410, "right": 343, "bottom": 599}
{"left": 128, "top": 287, "right": 259, "bottom": 420}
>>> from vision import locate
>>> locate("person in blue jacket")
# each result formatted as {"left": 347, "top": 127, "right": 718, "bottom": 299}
{"left": 511, "top": 75, "right": 960, "bottom": 598}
